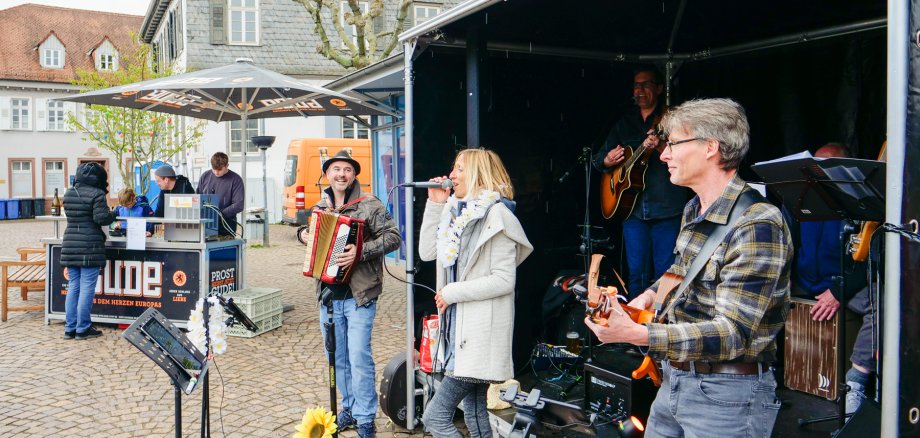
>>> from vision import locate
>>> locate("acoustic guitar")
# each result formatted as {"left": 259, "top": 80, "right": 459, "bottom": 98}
{"left": 599, "top": 112, "right": 666, "bottom": 220}
{"left": 599, "top": 144, "right": 656, "bottom": 219}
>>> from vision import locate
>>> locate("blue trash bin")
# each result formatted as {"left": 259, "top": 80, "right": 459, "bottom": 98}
{"left": 19, "top": 198, "right": 34, "bottom": 219}
{"left": 32, "top": 198, "right": 45, "bottom": 216}
{"left": 6, "top": 199, "right": 20, "bottom": 219}
{"left": 0, "top": 199, "right": 7, "bottom": 220}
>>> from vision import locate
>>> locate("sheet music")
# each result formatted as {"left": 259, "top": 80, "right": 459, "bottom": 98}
{"left": 126, "top": 218, "right": 147, "bottom": 251}
{"left": 753, "top": 150, "right": 813, "bottom": 166}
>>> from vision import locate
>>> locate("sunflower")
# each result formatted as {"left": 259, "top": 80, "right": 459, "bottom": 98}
{"left": 293, "top": 407, "right": 337, "bottom": 438}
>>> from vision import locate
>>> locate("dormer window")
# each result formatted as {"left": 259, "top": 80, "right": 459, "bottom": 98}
{"left": 39, "top": 34, "right": 65, "bottom": 69}
{"left": 94, "top": 39, "right": 119, "bottom": 71}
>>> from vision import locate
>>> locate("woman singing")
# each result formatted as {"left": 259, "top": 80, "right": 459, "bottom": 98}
{"left": 419, "top": 148, "right": 533, "bottom": 437}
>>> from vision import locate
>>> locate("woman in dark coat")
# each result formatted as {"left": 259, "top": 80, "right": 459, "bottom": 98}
{"left": 62, "top": 162, "right": 116, "bottom": 340}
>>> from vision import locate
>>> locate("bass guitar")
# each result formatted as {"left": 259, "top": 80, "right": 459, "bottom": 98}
{"left": 848, "top": 141, "right": 887, "bottom": 262}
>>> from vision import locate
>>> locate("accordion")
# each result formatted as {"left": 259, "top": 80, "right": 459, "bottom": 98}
{"left": 302, "top": 210, "right": 365, "bottom": 284}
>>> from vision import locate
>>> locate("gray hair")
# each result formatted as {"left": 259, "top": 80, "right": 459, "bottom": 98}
{"left": 661, "top": 98, "right": 750, "bottom": 170}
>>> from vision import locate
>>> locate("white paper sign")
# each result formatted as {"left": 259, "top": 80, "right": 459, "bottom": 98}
{"left": 126, "top": 218, "right": 147, "bottom": 251}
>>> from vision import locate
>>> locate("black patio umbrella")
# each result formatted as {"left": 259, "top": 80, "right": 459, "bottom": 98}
{"left": 61, "top": 58, "right": 391, "bottom": 240}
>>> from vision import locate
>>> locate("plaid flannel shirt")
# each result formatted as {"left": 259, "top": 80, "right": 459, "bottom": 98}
{"left": 646, "top": 174, "right": 792, "bottom": 364}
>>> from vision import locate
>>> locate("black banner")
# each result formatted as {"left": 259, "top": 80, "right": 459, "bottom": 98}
{"left": 207, "top": 246, "right": 239, "bottom": 295}
{"left": 49, "top": 245, "right": 201, "bottom": 321}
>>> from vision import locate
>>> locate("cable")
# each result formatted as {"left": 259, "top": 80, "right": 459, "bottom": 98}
{"left": 212, "top": 357, "right": 228, "bottom": 438}
{"left": 381, "top": 183, "right": 437, "bottom": 296}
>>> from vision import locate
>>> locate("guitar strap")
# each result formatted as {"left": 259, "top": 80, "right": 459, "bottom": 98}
{"left": 652, "top": 188, "right": 765, "bottom": 323}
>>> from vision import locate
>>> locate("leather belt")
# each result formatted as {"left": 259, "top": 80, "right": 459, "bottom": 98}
{"left": 669, "top": 361, "right": 763, "bottom": 375}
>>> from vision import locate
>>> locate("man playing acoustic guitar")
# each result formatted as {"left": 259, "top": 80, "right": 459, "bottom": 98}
{"left": 593, "top": 65, "right": 690, "bottom": 299}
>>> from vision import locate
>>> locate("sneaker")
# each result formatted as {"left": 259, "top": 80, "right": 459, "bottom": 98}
{"left": 63, "top": 331, "right": 75, "bottom": 340}
{"left": 336, "top": 409, "right": 356, "bottom": 430}
{"left": 75, "top": 327, "right": 103, "bottom": 340}
{"left": 356, "top": 422, "right": 375, "bottom": 438}
{"left": 846, "top": 381, "right": 867, "bottom": 415}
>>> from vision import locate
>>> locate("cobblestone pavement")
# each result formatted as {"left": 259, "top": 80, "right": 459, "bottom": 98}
{"left": 0, "top": 220, "right": 425, "bottom": 437}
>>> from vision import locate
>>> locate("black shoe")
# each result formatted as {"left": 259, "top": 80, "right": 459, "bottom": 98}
{"left": 63, "top": 331, "right": 75, "bottom": 340}
{"left": 357, "top": 422, "right": 375, "bottom": 438}
{"left": 75, "top": 327, "right": 103, "bottom": 340}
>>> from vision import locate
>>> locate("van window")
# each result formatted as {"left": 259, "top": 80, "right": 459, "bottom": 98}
{"left": 284, "top": 155, "right": 297, "bottom": 187}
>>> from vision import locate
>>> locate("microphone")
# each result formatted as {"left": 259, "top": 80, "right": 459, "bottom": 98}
{"left": 402, "top": 180, "right": 454, "bottom": 189}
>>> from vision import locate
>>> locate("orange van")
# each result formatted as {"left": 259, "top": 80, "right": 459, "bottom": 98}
{"left": 282, "top": 138, "right": 373, "bottom": 229}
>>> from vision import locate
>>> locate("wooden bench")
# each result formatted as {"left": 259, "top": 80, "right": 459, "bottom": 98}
{"left": 1, "top": 247, "right": 46, "bottom": 322}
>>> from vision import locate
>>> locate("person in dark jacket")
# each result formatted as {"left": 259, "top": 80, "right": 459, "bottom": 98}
{"left": 152, "top": 165, "right": 195, "bottom": 218}
{"left": 197, "top": 152, "right": 244, "bottom": 236}
{"left": 61, "top": 162, "right": 117, "bottom": 340}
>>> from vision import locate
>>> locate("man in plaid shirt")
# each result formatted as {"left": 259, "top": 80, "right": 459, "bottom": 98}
{"left": 585, "top": 98, "right": 792, "bottom": 438}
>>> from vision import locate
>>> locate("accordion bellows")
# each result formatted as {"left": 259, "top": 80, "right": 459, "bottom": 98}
{"left": 302, "top": 210, "right": 365, "bottom": 284}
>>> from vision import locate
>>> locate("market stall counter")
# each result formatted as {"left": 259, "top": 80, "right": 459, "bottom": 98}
{"left": 39, "top": 215, "right": 243, "bottom": 328}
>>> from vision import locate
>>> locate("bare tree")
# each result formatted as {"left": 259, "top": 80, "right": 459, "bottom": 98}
{"left": 294, "top": 0, "right": 412, "bottom": 69}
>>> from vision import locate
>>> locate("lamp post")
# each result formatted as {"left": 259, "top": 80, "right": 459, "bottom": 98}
{"left": 251, "top": 135, "right": 276, "bottom": 246}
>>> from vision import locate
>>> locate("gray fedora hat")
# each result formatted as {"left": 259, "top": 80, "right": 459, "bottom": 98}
{"left": 322, "top": 150, "right": 361, "bottom": 175}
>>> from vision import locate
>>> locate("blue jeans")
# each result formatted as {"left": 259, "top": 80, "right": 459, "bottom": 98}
{"left": 64, "top": 266, "right": 100, "bottom": 333}
{"left": 645, "top": 361, "right": 781, "bottom": 438}
{"left": 319, "top": 298, "right": 378, "bottom": 425}
{"left": 622, "top": 215, "right": 681, "bottom": 298}
{"left": 422, "top": 376, "right": 491, "bottom": 438}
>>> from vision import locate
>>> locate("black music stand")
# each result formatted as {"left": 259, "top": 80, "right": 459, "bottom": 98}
{"left": 752, "top": 156, "right": 886, "bottom": 432}
{"left": 124, "top": 308, "right": 210, "bottom": 438}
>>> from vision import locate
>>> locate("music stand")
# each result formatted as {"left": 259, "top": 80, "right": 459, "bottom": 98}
{"left": 752, "top": 156, "right": 886, "bottom": 432}
{"left": 124, "top": 308, "right": 210, "bottom": 438}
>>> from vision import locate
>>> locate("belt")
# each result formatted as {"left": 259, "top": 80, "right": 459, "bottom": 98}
{"left": 669, "top": 361, "right": 763, "bottom": 375}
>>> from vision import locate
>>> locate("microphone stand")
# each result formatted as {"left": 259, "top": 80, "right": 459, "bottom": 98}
{"left": 575, "top": 147, "right": 596, "bottom": 359}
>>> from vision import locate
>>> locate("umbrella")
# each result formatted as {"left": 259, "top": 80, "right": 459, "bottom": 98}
{"left": 61, "top": 58, "right": 392, "bottom": 243}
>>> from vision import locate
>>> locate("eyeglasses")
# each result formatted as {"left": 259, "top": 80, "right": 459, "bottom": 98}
{"left": 633, "top": 80, "right": 658, "bottom": 90}
{"left": 664, "top": 137, "right": 704, "bottom": 154}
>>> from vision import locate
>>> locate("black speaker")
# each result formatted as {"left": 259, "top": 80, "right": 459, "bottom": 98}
{"left": 834, "top": 399, "right": 880, "bottom": 437}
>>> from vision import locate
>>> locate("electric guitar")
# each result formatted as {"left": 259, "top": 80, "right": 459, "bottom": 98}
{"left": 849, "top": 141, "right": 887, "bottom": 262}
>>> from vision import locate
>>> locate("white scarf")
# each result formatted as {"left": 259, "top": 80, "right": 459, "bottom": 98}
{"left": 436, "top": 190, "right": 500, "bottom": 268}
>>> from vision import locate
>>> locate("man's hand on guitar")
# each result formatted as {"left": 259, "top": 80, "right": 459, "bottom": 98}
{"left": 603, "top": 145, "right": 626, "bottom": 167}
{"left": 644, "top": 129, "right": 663, "bottom": 152}
{"left": 810, "top": 289, "right": 840, "bottom": 321}
{"left": 628, "top": 289, "right": 656, "bottom": 311}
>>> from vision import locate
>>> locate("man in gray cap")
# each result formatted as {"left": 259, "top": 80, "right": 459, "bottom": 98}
{"left": 152, "top": 165, "right": 195, "bottom": 218}
{"left": 313, "top": 149, "right": 400, "bottom": 438}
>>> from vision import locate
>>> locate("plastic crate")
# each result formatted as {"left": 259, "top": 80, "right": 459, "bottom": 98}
{"left": 228, "top": 311, "right": 282, "bottom": 338}
{"left": 223, "top": 287, "right": 283, "bottom": 320}
{"left": 0, "top": 200, "right": 6, "bottom": 220}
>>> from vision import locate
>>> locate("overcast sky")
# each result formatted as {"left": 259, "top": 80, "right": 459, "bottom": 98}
{"left": 0, "top": 0, "right": 149, "bottom": 15}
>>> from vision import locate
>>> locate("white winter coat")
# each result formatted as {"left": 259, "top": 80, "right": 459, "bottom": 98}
{"left": 418, "top": 198, "right": 533, "bottom": 382}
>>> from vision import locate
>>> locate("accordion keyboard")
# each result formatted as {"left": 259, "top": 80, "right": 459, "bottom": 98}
{"left": 326, "top": 223, "right": 352, "bottom": 278}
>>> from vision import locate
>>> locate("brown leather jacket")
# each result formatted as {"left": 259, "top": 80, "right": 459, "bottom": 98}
{"left": 311, "top": 179, "right": 401, "bottom": 306}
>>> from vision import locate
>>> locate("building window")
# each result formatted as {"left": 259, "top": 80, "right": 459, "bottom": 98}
{"left": 414, "top": 4, "right": 441, "bottom": 25}
{"left": 342, "top": 116, "right": 370, "bottom": 139}
{"left": 340, "top": 1, "right": 369, "bottom": 45}
{"left": 47, "top": 100, "right": 66, "bottom": 131}
{"left": 229, "top": 119, "right": 262, "bottom": 154}
{"left": 44, "top": 160, "right": 66, "bottom": 196}
{"left": 42, "top": 48, "right": 62, "bottom": 68}
{"left": 99, "top": 54, "right": 115, "bottom": 70}
{"left": 11, "top": 160, "right": 33, "bottom": 198}
{"left": 11, "top": 98, "right": 31, "bottom": 130}
{"left": 229, "top": 0, "right": 259, "bottom": 44}
{"left": 40, "top": 35, "right": 65, "bottom": 69}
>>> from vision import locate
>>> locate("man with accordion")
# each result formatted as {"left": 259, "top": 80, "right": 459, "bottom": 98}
{"left": 306, "top": 150, "right": 400, "bottom": 438}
